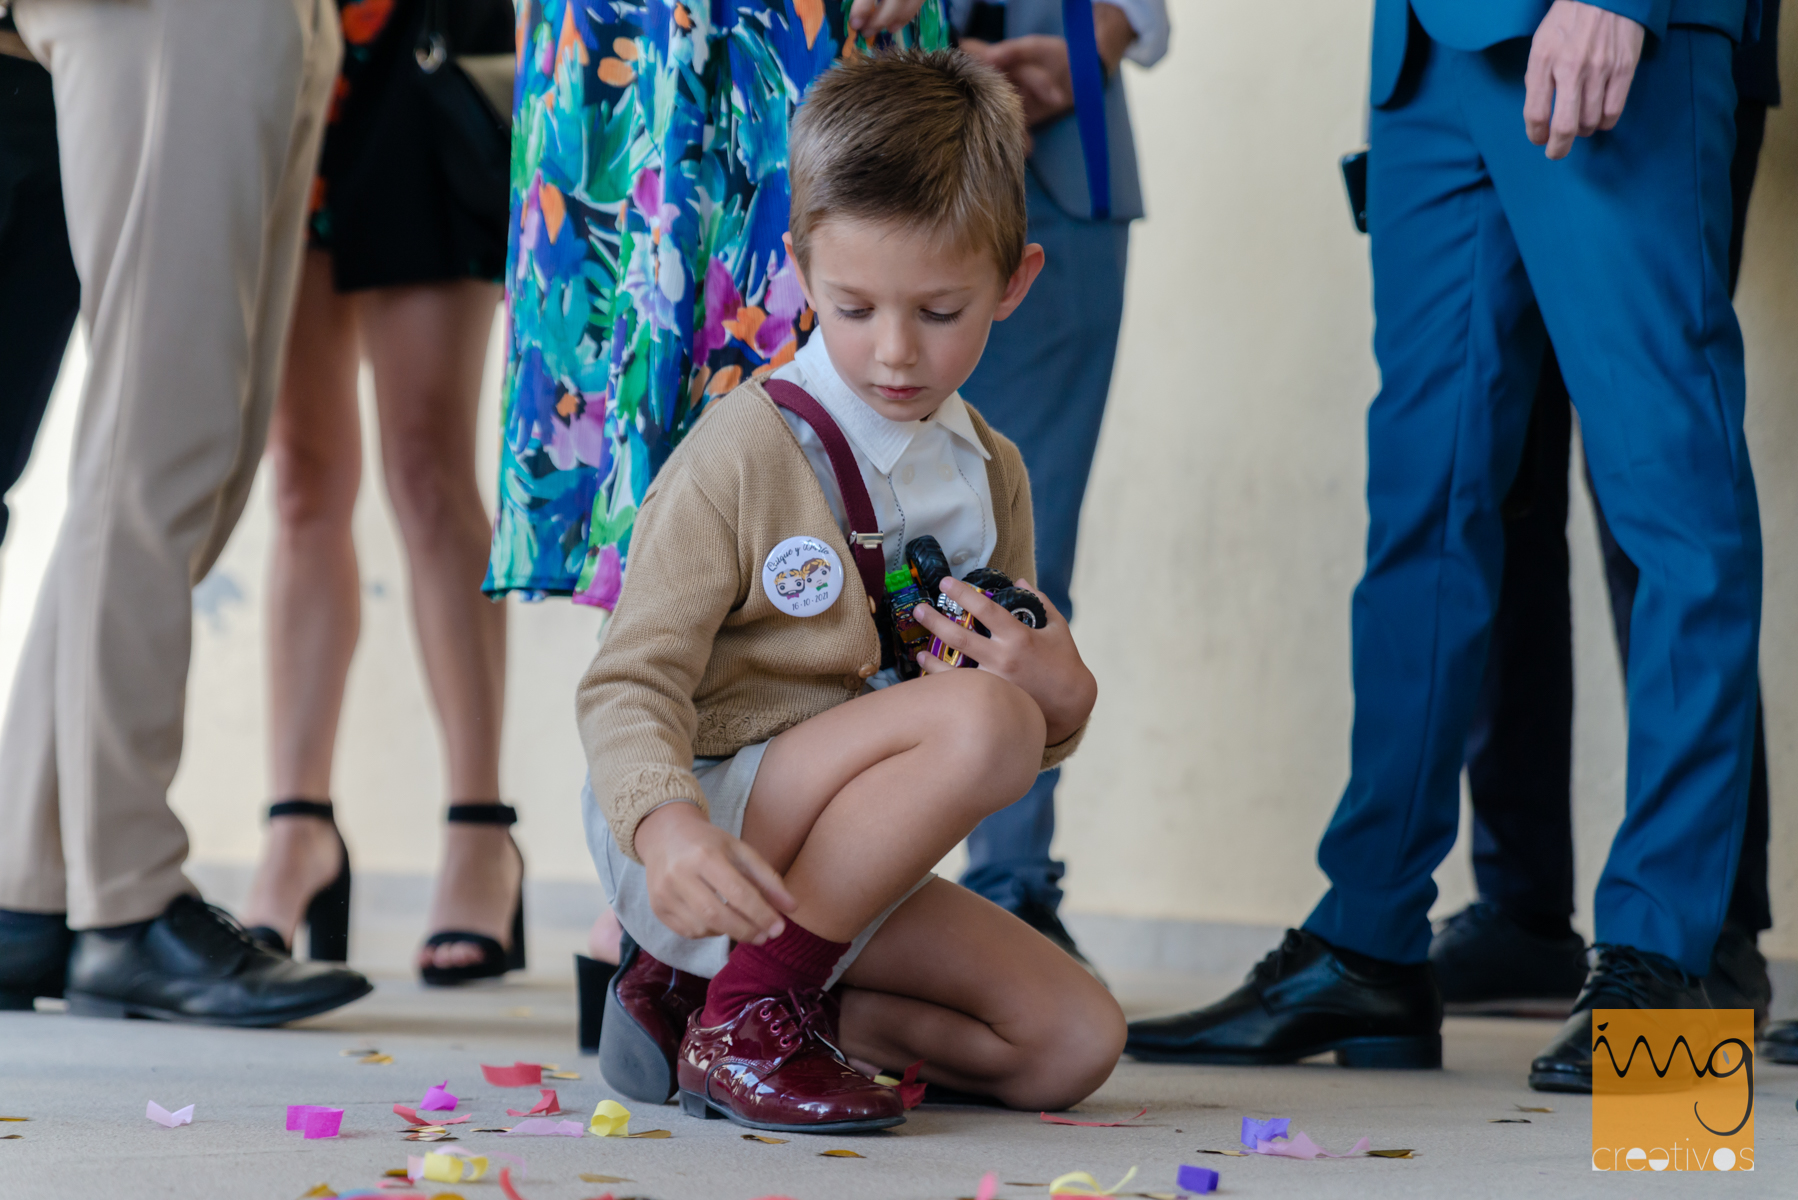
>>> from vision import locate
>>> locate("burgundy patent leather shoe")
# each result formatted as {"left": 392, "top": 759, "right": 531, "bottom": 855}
{"left": 677, "top": 990, "right": 905, "bottom": 1134}
{"left": 599, "top": 935, "right": 712, "bottom": 1104}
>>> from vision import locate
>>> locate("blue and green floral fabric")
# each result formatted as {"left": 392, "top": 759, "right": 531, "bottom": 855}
{"left": 487, "top": 0, "right": 947, "bottom": 605}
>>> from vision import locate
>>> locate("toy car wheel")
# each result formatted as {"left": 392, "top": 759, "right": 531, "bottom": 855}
{"left": 962, "top": 567, "right": 1012, "bottom": 593}
{"left": 905, "top": 536, "right": 953, "bottom": 602}
{"left": 988, "top": 586, "right": 1047, "bottom": 630}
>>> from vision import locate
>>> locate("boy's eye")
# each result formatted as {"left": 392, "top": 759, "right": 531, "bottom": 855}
{"left": 835, "top": 306, "right": 872, "bottom": 321}
{"left": 921, "top": 308, "right": 964, "bottom": 325}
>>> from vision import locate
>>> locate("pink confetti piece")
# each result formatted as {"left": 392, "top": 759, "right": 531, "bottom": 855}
{"left": 501, "top": 1118, "right": 584, "bottom": 1137}
{"left": 1038, "top": 1106, "right": 1149, "bottom": 1127}
{"left": 393, "top": 1103, "right": 469, "bottom": 1126}
{"left": 975, "top": 1172, "right": 999, "bottom": 1200}
{"left": 506, "top": 1088, "right": 561, "bottom": 1117}
{"left": 285, "top": 1105, "right": 344, "bottom": 1139}
{"left": 1253, "top": 1133, "right": 1373, "bottom": 1160}
{"left": 482, "top": 1062, "right": 543, "bottom": 1087}
{"left": 418, "top": 1082, "right": 458, "bottom": 1111}
{"left": 145, "top": 1101, "right": 193, "bottom": 1128}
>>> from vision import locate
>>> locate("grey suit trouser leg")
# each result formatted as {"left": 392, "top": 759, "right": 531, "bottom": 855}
{"left": 0, "top": 0, "right": 340, "bottom": 929}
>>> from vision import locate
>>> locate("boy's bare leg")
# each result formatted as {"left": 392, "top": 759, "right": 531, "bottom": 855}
{"left": 836, "top": 877, "right": 1124, "bottom": 1110}
{"left": 741, "top": 668, "right": 1046, "bottom": 942}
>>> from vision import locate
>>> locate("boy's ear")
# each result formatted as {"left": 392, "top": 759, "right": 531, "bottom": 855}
{"left": 992, "top": 243, "right": 1046, "bottom": 322}
{"left": 783, "top": 233, "right": 817, "bottom": 310}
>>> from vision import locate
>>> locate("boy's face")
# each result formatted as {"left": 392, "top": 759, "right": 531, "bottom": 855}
{"left": 788, "top": 219, "right": 1044, "bottom": 424}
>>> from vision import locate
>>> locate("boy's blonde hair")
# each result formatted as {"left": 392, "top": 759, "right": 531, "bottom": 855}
{"left": 790, "top": 48, "right": 1029, "bottom": 280}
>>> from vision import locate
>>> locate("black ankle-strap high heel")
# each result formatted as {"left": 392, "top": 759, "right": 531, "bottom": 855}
{"left": 420, "top": 802, "right": 526, "bottom": 987}
{"left": 245, "top": 799, "right": 352, "bottom": 962}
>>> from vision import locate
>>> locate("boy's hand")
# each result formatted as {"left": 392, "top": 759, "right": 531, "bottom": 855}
{"left": 848, "top": 0, "right": 926, "bottom": 34}
{"left": 912, "top": 578, "right": 1096, "bottom": 745}
{"left": 633, "top": 801, "right": 796, "bottom": 944}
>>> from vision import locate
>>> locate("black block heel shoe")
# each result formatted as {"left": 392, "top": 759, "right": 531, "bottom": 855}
{"left": 576, "top": 951, "right": 619, "bottom": 1054}
{"left": 420, "top": 802, "right": 525, "bottom": 987}
{"left": 244, "top": 799, "right": 352, "bottom": 962}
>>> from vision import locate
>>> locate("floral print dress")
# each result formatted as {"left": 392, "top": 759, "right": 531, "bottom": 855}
{"left": 486, "top": 0, "right": 947, "bottom": 605}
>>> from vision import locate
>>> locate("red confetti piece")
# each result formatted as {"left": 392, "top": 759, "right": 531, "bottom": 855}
{"left": 500, "top": 1166, "right": 530, "bottom": 1200}
{"left": 482, "top": 1062, "right": 544, "bottom": 1087}
{"left": 392, "top": 1104, "right": 469, "bottom": 1126}
{"left": 1038, "top": 1106, "right": 1150, "bottom": 1127}
{"left": 897, "top": 1059, "right": 926, "bottom": 1110}
{"left": 506, "top": 1088, "right": 560, "bottom": 1117}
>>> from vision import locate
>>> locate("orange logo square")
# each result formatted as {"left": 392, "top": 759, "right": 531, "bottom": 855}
{"left": 1591, "top": 1008, "right": 1754, "bottom": 1172}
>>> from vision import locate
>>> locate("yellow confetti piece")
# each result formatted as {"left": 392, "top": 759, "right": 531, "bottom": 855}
{"left": 0, "top": 1135, "right": 21, "bottom": 1141}
{"left": 741, "top": 1134, "right": 789, "bottom": 1144}
{"left": 588, "top": 1099, "right": 631, "bottom": 1137}
{"left": 428, "top": 1194, "right": 465, "bottom": 1200}
{"left": 0, "top": 1117, "right": 28, "bottom": 1122}
{"left": 297, "top": 1187, "right": 337, "bottom": 1199}
{"left": 873, "top": 1074, "right": 901, "bottom": 1086}
{"left": 579, "top": 1174, "right": 634, "bottom": 1184}
{"left": 358, "top": 1053, "right": 394, "bottom": 1065}
{"left": 820, "top": 1149, "right": 865, "bottom": 1158}
{"left": 543, "top": 1070, "right": 581, "bottom": 1080}
{"left": 422, "top": 1152, "right": 488, "bottom": 1183}
{"left": 1048, "top": 1167, "right": 1138, "bottom": 1196}
{"left": 383, "top": 1169, "right": 410, "bottom": 1178}
{"left": 628, "top": 1129, "right": 672, "bottom": 1139}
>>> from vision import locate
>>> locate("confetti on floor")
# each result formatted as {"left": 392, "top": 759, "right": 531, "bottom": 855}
{"left": 578, "top": 1174, "right": 633, "bottom": 1184}
{"left": 482, "top": 1062, "right": 543, "bottom": 1087}
{"left": 742, "top": 1135, "right": 789, "bottom": 1144}
{"left": 1515, "top": 1105, "right": 1552, "bottom": 1113}
{"left": 146, "top": 1101, "right": 193, "bottom": 1128}
{"left": 1040, "top": 1107, "right": 1149, "bottom": 1128}
{"left": 627, "top": 1129, "right": 672, "bottom": 1139}
{"left": 819, "top": 1149, "right": 865, "bottom": 1158}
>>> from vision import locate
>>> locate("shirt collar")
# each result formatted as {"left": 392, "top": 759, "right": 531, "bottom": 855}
{"left": 794, "top": 336, "right": 990, "bottom": 473}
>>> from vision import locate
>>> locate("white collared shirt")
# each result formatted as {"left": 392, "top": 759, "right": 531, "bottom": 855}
{"left": 771, "top": 335, "right": 997, "bottom": 581}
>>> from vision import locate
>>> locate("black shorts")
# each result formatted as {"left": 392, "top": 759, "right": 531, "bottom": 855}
{"left": 309, "top": 0, "right": 514, "bottom": 292}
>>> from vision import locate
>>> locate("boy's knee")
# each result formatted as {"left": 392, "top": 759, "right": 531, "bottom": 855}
{"left": 931, "top": 670, "right": 1044, "bottom": 786}
{"left": 994, "top": 983, "right": 1126, "bottom": 1111}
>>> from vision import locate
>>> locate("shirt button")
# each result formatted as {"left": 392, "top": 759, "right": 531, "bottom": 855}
{"left": 951, "top": 549, "right": 972, "bottom": 566}
{"left": 845, "top": 675, "right": 863, "bottom": 690}
{"left": 938, "top": 462, "right": 955, "bottom": 481}
{"left": 901, "top": 464, "right": 915, "bottom": 484}
{"left": 858, "top": 663, "right": 876, "bottom": 678}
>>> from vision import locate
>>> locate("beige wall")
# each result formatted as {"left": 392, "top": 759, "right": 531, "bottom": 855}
{"left": 3, "top": 0, "right": 1796, "bottom": 956}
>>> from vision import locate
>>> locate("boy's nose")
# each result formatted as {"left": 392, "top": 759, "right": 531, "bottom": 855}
{"left": 873, "top": 317, "right": 918, "bottom": 369}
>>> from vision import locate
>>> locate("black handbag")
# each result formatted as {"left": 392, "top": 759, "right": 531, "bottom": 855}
{"left": 412, "top": 0, "right": 514, "bottom": 229}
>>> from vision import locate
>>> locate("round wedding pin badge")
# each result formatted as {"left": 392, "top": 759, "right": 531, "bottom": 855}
{"left": 762, "top": 535, "right": 845, "bottom": 617}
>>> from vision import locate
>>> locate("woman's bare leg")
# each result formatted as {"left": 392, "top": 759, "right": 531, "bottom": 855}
{"left": 241, "top": 250, "right": 364, "bottom": 943}
{"left": 741, "top": 669, "right": 1046, "bottom": 941}
{"left": 358, "top": 281, "right": 512, "bottom": 971}
{"left": 836, "top": 879, "right": 1125, "bottom": 1110}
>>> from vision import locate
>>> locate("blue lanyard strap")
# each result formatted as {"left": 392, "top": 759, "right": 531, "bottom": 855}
{"left": 1060, "top": 0, "right": 1111, "bottom": 219}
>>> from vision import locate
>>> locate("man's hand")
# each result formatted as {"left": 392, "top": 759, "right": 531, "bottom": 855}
{"left": 1524, "top": 0, "right": 1645, "bottom": 159}
{"left": 633, "top": 801, "right": 796, "bottom": 944}
{"left": 848, "top": 0, "right": 927, "bottom": 35}
{"left": 911, "top": 578, "right": 1097, "bottom": 745}
{"left": 961, "top": 4, "right": 1135, "bottom": 128}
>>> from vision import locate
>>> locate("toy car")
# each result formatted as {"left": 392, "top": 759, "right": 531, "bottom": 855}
{"left": 886, "top": 536, "right": 1047, "bottom": 674}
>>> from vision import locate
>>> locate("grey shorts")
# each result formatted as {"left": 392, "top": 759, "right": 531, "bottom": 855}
{"left": 583, "top": 739, "right": 930, "bottom": 985}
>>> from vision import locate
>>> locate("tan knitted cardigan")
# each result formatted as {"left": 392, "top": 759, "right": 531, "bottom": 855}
{"left": 577, "top": 379, "right": 1086, "bottom": 862}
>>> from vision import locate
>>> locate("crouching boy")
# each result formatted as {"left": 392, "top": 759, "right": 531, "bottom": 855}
{"left": 579, "top": 48, "right": 1123, "bottom": 1134}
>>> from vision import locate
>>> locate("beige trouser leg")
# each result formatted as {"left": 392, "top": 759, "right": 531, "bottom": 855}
{"left": 0, "top": 0, "right": 341, "bottom": 929}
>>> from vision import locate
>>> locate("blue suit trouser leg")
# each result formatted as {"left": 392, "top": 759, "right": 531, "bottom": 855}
{"left": 957, "top": 172, "right": 1129, "bottom": 913}
{"left": 1307, "top": 30, "right": 1759, "bottom": 975}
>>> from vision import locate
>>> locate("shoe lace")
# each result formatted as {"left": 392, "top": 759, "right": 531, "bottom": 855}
{"left": 192, "top": 898, "right": 271, "bottom": 957}
{"left": 757, "top": 989, "right": 832, "bottom": 1057}
{"left": 1582, "top": 944, "right": 1697, "bottom": 1009}
{"left": 1248, "top": 928, "right": 1308, "bottom": 988}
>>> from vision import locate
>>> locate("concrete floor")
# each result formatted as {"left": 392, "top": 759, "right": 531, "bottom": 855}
{"left": 4, "top": 972, "right": 1796, "bottom": 1200}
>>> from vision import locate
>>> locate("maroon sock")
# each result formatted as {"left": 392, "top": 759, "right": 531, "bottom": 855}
{"left": 702, "top": 920, "right": 850, "bottom": 1026}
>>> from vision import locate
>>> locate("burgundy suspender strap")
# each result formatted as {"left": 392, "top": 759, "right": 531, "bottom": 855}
{"left": 763, "top": 380, "right": 888, "bottom": 609}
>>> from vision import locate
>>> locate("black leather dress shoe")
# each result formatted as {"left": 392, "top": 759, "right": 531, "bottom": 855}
{"left": 64, "top": 894, "right": 372, "bottom": 1027}
{"left": 1528, "top": 944, "right": 1709, "bottom": 1094}
{"left": 1759, "top": 1019, "right": 1798, "bottom": 1065}
{"left": 1125, "top": 928, "right": 1442, "bottom": 1068}
{"left": 1429, "top": 902, "right": 1587, "bottom": 1013}
{"left": 1702, "top": 920, "right": 1770, "bottom": 1028}
{"left": 0, "top": 909, "right": 75, "bottom": 1009}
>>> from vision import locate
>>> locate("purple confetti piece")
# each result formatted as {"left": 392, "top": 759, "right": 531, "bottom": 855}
{"left": 1240, "top": 1115, "right": 1290, "bottom": 1150}
{"left": 1176, "top": 1165, "right": 1219, "bottom": 1194}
